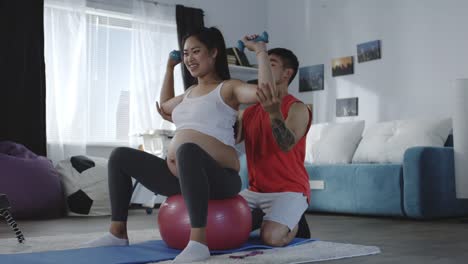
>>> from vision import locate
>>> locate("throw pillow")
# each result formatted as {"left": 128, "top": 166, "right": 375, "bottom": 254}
{"left": 306, "top": 120, "right": 365, "bottom": 164}
{"left": 352, "top": 118, "right": 452, "bottom": 163}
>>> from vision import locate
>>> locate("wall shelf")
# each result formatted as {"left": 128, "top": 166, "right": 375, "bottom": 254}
{"left": 229, "top": 64, "right": 258, "bottom": 82}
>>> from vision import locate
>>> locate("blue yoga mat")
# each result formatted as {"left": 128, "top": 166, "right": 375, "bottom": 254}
{"left": 0, "top": 237, "right": 315, "bottom": 264}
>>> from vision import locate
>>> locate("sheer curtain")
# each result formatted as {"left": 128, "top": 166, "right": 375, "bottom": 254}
{"left": 44, "top": 0, "right": 183, "bottom": 164}
{"left": 129, "top": 0, "right": 182, "bottom": 139}
{"left": 44, "top": 0, "right": 88, "bottom": 164}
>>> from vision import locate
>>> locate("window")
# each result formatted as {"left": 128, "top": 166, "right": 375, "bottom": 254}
{"left": 45, "top": 0, "right": 180, "bottom": 162}
{"left": 87, "top": 15, "right": 132, "bottom": 143}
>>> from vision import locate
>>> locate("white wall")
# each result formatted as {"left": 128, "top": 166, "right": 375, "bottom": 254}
{"left": 91, "top": 0, "right": 468, "bottom": 132}
{"left": 267, "top": 0, "right": 468, "bottom": 124}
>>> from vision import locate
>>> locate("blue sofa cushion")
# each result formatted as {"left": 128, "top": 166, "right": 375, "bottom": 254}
{"left": 306, "top": 163, "right": 405, "bottom": 216}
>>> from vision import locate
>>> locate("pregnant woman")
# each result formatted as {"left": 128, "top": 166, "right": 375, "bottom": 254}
{"left": 85, "top": 27, "right": 275, "bottom": 264}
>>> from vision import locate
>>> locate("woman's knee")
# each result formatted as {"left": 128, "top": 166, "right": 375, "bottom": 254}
{"left": 108, "top": 147, "right": 134, "bottom": 171}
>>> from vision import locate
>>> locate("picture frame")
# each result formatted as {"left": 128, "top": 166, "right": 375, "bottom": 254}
{"left": 336, "top": 97, "right": 358, "bottom": 117}
{"left": 332, "top": 56, "right": 354, "bottom": 77}
{"left": 299, "top": 64, "right": 324, "bottom": 92}
{"left": 357, "top": 40, "right": 381, "bottom": 63}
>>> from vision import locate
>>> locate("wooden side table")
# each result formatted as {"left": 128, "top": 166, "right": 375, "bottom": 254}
{"left": 0, "top": 194, "right": 25, "bottom": 243}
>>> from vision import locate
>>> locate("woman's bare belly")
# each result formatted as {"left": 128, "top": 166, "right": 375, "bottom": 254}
{"left": 166, "top": 129, "right": 240, "bottom": 177}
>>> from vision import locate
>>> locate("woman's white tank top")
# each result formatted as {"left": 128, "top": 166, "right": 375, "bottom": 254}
{"left": 172, "top": 82, "right": 237, "bottom": 147}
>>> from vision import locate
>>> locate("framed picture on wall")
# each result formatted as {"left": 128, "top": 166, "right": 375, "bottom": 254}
{"left": 336, "top": 97, "right": 358, "bottom": 117}
{"left": 299, "top": 64, "right": 324, "bottom": 92}
{"left": 332, "top": 56, "right": 354, "bottom": 77}
{"left": 357, "top": 40, "right": 381, "bottom": 63}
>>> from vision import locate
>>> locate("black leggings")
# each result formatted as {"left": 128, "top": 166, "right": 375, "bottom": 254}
{"left": 108, "top": 143, "right": 241, "bottom": 228}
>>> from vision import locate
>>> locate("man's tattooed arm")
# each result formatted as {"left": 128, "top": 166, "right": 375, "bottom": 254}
{"left": 271, "top": 117, "right": 296, "bottom": 152}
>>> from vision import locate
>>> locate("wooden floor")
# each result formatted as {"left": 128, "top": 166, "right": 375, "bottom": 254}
{"left": 1, "top": 209, "right": 468, "bottom": 263}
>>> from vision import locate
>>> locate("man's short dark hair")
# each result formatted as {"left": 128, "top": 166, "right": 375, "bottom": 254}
{"left": 268, "top": 48, "right": 299, "bottom": 85}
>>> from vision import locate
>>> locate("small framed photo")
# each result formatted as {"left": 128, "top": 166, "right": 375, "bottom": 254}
{"left": 332, "top": 56, "right": 354, "bottom": 77}
{"left": 299, "top": 64, "right": 324, "bottom": 92}
{"left": 357, "top": 40, "right": 381, "bottom": 63}
{"left": 336, "top": 97, "right": 358, "bottom": 117}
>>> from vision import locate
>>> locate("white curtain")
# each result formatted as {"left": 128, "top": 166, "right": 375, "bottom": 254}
{"left": 44, "top": 0, "right": 182, "bottom": 164}
{"left": 129, "top": 1, "right": 183, "bottom": 138}
{"left": 44, "top": 0, "right": 88, "bottom": 164}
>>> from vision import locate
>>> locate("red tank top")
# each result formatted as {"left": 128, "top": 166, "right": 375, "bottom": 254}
{"left": 242, "top": 94, "right": 312, "bottom": 202}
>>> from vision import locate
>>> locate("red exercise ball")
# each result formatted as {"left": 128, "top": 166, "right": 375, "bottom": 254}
{"left": 158, "top": 194, "right": 252, "bottom": 250}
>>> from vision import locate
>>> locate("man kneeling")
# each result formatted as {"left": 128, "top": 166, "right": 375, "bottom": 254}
{"left": 236, "top": 48, "right": 312, "bottom": 246}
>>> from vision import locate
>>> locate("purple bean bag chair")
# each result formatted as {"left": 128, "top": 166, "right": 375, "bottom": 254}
{"left": 0, "top": 141, "right": 65, "bottom": 219}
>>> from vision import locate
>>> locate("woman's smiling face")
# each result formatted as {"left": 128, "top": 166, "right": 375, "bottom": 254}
{"left": 183, "top": 36, "right": 217, "bottom": 78}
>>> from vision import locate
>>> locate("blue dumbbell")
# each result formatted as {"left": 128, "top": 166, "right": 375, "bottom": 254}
{"left": 169, "top": 50, "right": 181, "bottom": 62}
{"left": 237, "top": 31, "right": 269, "bottom": 53}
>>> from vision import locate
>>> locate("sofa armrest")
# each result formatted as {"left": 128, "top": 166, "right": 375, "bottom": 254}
{"left": 403, "top": 146, "right": 468, "bottom": 219}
